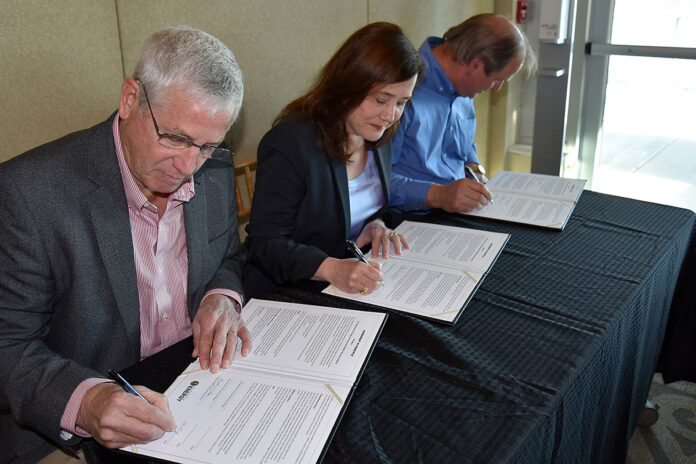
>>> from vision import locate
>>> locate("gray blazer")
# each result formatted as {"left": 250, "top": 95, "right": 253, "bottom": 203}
{"left": 0, "top": 114, "right": 244, "bottom": 461}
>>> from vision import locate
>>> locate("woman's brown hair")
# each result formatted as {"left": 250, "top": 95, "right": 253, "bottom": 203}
{"left": 276, "top": 22, "right": 422, "bottom": 164}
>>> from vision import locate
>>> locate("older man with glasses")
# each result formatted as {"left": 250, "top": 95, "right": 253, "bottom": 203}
{"left": 0, "top": 26, "right": 249, "bottom": 462}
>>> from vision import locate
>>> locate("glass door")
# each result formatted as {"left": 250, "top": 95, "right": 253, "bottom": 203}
{"left": 581, "top": 0, "right": 696, "bottom": 211}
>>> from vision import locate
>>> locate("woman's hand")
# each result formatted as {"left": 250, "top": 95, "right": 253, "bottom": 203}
{"left": 355, "top": 219, "right": 409, "bottom": 258}
{"left": 313, "top": 257, "right": 383, "bottom": 295}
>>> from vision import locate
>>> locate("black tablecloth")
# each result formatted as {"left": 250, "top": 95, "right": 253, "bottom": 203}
{"left": 123, "top": 190, "right": 696, "bottom": 464}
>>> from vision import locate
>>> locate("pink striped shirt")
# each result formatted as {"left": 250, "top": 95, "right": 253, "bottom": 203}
{"left": 60, "top": 115, "right": 242, "bottom": 437}
{"left": 114, "top": 116, "right": 195, "bottom": 359}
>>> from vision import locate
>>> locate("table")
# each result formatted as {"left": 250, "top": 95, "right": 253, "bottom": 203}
{"left": 122, "top": 190, "right": 696, "bottom": 463}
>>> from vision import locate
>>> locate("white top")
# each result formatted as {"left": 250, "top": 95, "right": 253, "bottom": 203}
{"left": 348, "top": 150, "right": 385, "bottom": 241}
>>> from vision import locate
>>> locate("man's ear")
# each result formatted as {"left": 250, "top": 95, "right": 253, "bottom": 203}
{"left": 470, "top": 56, "right": 485, "bottom": 72}
{"left": 118, "top": 78, "right": 140, "bottom": 120}
{"left": 458, "top": 56, "right": 481, "bottom": 79}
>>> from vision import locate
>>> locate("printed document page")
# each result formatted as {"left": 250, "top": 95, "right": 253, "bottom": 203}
{"left": 121, "top": 299, "right": 386, "bottom": 464}
{"left": 324, "top": 258, "right": 482, "bottom": 322}
{"left": 393, "top": 220, "right": 509, "bottom": 273}
{"left": 322, "top": 221, "right": 509, "bottom": 323}
{"left": 465, "top": 171, "right": 586, "bottom": 229}
{"left": 484, "top": 170, "right": 585, "bottom": 201}
{"left": 126, "top": 364, "right": 349, "bottom": 464}
{"left": 231, "top": 299, "right": 385, "bottom": 383}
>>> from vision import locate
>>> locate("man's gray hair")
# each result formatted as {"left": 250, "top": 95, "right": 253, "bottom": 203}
{"left": 134, "top": 25, "right": 243, "bottom": 120}
{"left": 443, "top": 14, "right": 536, "bottom": 76}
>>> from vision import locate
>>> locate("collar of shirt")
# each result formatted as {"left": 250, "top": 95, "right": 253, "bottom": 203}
{"left": 112, "top": 115, "right": 195, "bottom": 214}
{"left": 420, "top": 37, "right": 459, "bottom": 99}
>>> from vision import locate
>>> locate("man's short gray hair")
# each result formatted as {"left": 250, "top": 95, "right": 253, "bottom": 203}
{"left": 443, "top": 14, "right": 536, "bottom": 76}
{"left": 134, "top": 26, "right": 243, "bottom": 120}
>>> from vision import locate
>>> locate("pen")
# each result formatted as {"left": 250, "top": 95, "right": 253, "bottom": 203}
{"left": 465, "top": 165, "right": 493, "bottom": 204}
{"left": 345, "top": 240, "right": 384, "bottom": 287}
{"left": 108, "top": 369, "right": 151, "bottom": 404}
{"left": 465, "top": 165, "right": 481, "bottom": 183}
{"left": 345, "top": 240, "right": 370, "bottom": 266}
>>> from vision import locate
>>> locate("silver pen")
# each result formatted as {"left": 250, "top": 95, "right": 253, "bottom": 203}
{"left": 465, "top": 165, "right": 493, "bottom": 204}
{"left": 465, "top": 165, "right": 481, "bottom": 183}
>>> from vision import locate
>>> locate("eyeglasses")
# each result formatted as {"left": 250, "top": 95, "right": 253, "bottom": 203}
{"left": 138, "top": 81, "right": 231, "bottom": 161}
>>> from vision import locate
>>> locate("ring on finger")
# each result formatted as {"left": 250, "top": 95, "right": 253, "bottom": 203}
{"left": 389, "top": 231, "right": 398, "bottom": 237}
{"left": 360, "top": 286, "right": 369, "bottom": 296}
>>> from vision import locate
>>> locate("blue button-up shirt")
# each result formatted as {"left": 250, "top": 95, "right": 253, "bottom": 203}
{"left": 390, "top": 37, "right": 479, "bottom": 212}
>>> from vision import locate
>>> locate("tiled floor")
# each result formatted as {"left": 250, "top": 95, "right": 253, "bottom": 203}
{"left": 627, "top": 375, "right": 696, "bottom": 464}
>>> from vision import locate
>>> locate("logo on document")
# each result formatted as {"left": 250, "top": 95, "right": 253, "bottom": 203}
{"left": 177, "top": 380, "right": 199, "bottom": 402}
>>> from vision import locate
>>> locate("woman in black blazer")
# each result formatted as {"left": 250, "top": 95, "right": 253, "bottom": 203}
{"left": 245, "top": 22, "right": 422, "bottom": 299}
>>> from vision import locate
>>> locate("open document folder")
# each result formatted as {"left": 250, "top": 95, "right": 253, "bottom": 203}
{"left": 463, "top": 171, "right": 586, "bottom": 230}
{"left": 119, "top": 299, "right": 386, "bottom": 464}
{"left": 323, "top": 221, "right": 509, "bottom": 325}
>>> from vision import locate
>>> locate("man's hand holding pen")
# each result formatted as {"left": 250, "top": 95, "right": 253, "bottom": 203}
{"left": 425, "top": 164, "right": 492, "bottom": 213}
{"left": 77, "top": 381, "right": 175, "bottom": 449}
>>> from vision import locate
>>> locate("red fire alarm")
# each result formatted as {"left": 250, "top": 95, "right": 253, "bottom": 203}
{"left": 517, "top": 0, "right": 528, "bottom": 23}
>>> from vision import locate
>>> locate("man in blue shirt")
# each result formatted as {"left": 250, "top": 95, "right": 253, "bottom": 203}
{"left": 390, "top": 14, "right": 533, "bottom": 213}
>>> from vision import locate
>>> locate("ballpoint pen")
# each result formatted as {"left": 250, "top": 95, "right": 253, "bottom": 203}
{"left": 465, "top": 165, "right": 493, "bottom": 204}
{"left": 465, "top": 164, "right": 481, "bottom": 183}
{"left": 345, "top": 240, "right": 370, "bottom": 265}
{"left": 345, "top": 240, "right": 384, "bottom": 287}
{"left": 108, "top": 369, "right": 151, "bottom": 403}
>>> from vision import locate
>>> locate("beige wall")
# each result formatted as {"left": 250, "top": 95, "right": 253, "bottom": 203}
{"left": 0, "top": 1, "right": 123, "bottom": 162}
{"left": 0, "top": 0, "right": 494, "bottom": 165}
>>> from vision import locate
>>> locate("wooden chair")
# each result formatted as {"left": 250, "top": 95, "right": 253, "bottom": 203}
{"left": 234, "top": 158, "right": 257, "bottom": 223}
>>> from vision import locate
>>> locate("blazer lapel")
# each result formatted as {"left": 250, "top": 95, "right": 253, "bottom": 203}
{"left": 184, "top": 174, "right": 207, "bottom": 319}
{"left": 329, "top": 156, "right": 351, "bottom": 239}
{"left": 375, "top": 142, "right": 392, "bottom": 204}
{"left": 85, "top": 117, "right": 141, "bottom": 355}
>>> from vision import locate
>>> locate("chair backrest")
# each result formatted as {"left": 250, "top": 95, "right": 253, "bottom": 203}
{"left": 234, "top": 158, "right": 257, "bottom": 222}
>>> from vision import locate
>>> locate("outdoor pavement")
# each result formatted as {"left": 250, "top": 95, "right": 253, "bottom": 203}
{"left": 591, "top": 132, "right": 696, "bottom": 213}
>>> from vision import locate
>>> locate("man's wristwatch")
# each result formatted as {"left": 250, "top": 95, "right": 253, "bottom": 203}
{"left": 467, "top": 163, "right": 486, "bottom": 175}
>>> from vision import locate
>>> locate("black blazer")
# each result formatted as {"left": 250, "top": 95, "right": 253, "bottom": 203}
{"left": 244, "top": 114, "right": 392, "bottom": 298}
{"left": 0, "top": 114, "right": 244, "bottom": 461}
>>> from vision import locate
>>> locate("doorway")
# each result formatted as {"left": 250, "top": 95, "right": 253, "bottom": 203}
{"left": 580, "top": 0, "right": 696, "bottom": 211}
